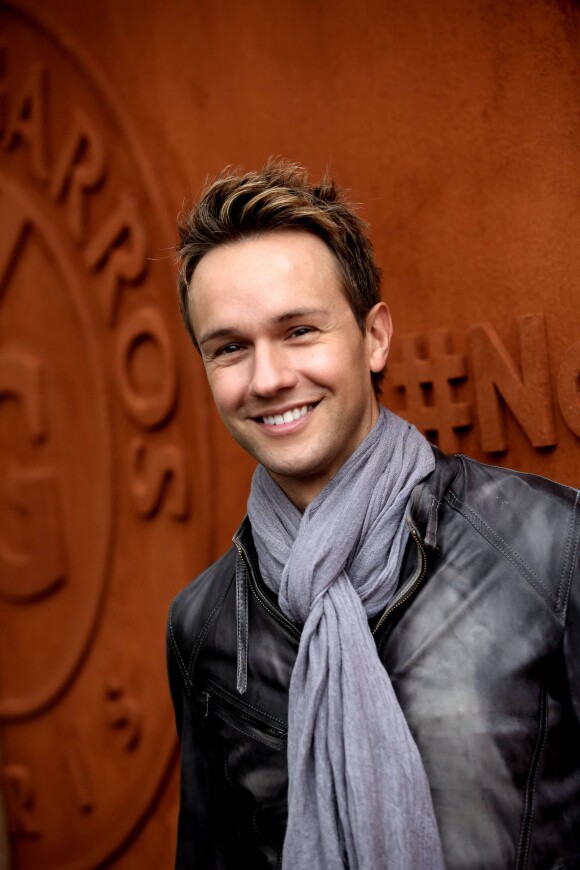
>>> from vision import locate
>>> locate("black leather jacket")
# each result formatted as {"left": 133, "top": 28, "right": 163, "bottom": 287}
{"left": 167, "top": 450, "right": 580, "bottom": 869}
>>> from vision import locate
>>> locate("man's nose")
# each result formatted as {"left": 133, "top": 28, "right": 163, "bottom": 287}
{"left": 248, "top": 342, "right": 298, "bottom": 397}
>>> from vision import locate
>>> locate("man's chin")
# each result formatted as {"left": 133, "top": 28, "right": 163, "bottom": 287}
{"left": 263, "top": 456, "right": 332, "bottom": 487}
{"left": 232, "top": 435, "right": 313, "bottom": 475}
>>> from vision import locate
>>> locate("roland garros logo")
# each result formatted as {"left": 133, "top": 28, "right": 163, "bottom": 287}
{"left": 0, "top": 5, "right": 207, "bottom": 869}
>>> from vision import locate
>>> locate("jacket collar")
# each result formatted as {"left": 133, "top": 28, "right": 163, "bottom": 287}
{"left": 405, "top": 447, "right": 462, "bottom": 550}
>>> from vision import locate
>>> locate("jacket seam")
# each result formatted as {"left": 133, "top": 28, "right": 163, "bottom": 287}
{"left": 555, "top": 490, "right": 580, "bottom": 614}
{"left": 167, "top": 575, "right": 235, "bottom": 695}
{"left": 167, "top": 600, "right": 191, "bottom": 691}
{"left": 445, "top": 490, "right": 561, "bottom": 618}
{"left": 222, "top": 749, "right": 236, "bottom": 789}
{"left": 515, "top": 685, "right": 548, "bottom": 870}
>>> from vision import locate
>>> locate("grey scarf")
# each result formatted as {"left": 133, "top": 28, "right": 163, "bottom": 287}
{"left": 247, "top": 407, "right": 444, "bottom": 870}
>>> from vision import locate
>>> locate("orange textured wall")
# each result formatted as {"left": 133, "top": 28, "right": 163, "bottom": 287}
{"left": 0, "top": 0, "right": 579, "bottom": 867}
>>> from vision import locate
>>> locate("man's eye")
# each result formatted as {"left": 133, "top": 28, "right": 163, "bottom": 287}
{"left": 290, "top": 327, "right": 313, "bottom": 339}
{"left": 217, "top": 343, "right": 242, "bottom": 356}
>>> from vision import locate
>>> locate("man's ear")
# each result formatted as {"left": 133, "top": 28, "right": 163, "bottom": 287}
{"left": 365, "top": 302, "right": 392, "bottom": 374}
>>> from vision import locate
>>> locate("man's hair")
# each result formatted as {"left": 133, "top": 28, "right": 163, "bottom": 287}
{"left": 176, "top": 159, "right": 385, "bottom": 393}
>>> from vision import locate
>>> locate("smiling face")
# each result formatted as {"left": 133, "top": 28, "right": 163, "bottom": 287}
{"left": 189, "top": 230, "right": 392, "bottom": 509}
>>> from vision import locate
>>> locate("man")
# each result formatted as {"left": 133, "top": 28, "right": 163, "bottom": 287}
{"left": 167, "top": 160, "right": 580, "bottom": 870}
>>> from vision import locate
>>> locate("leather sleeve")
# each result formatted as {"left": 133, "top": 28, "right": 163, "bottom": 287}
{"left": 166, "top": 624, "right": 237, "bottom": 869}
{"left": 563, "top": 492, "right": 580, "bottom": 725}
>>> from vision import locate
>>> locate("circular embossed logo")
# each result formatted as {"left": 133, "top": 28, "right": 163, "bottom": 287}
{"left": 0, "top": 4, "right": 212, "bottom": 868}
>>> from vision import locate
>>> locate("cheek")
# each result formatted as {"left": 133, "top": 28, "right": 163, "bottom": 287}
{"left": 298, "top": 344, "right": 346, "bottom": 382}
{"left": 308, "top": 342, "right": 366, "bottom": 387}
{"left": 208, "top": 368, "right": 247, "bottom": 415}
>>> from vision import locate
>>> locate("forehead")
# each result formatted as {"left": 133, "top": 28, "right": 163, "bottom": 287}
{"left": 188, "top": 230, "right": 346, "bottom": 331}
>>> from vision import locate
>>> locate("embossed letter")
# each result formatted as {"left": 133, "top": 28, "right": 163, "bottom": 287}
{"left": 469, "top": 314, "right": 557, "bottom": 452}
{"left": 130, "top": 436, "right": 189, "bottom": 520}
{"left": 3, "top": 63, "right": 49, "bottom": 183}
{"left": 83, "top": 193, "right": 148, "bottom": 323}
{"left": 557, "top": 341, "right": 580, "bottom": 437}
{"left": 389, "top": 328, "right": 472, "bottom": 452}
{"left": 105, "top": 682, "right": 142, "bottom": 752}
{"left": 115, "top": 307, "right": 177, "bottom": 429}
{"left": 49, "top": 107, "right": 106, "bottom": 242}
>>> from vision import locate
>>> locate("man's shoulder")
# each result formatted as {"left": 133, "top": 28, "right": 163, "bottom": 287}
{"left": 167, "top": 544, "right": 237, "bottom": 666}
{"left": 432, "top": 450, "right": 580, "bottom": 609}
{"left": 422, "top": 448, "right": 579, "bottom": 547}
{"left": 447, "top": 452, "right": 579, "bottom": 516}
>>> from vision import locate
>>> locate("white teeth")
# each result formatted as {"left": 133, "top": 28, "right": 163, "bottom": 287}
{"left": 263, "top": 405, "right": 311, "bottom": 426}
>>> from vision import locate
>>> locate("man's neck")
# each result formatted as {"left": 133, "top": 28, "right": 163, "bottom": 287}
{"left": 268, "top": 474, "right": 325, "bottom": 513}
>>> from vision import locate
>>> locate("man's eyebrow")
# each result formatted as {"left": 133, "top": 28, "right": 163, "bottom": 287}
{"left": 198, "top": 326, "right": 240, "bottom": 347}
{"left": 198, "top": 309, "right": 328, "bottom": 346}
{"left": 274, "top": 308, "right": 327, "bottom": 323}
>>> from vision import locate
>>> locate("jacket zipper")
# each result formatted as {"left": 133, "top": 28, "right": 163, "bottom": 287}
{"left": 372, "top": 526, "right": 428, "bottom": 636}
{"left": 236, "top": 544, "right": 301, "bottom": 640}
{"left": 203, "top": 681, "right": 287, "bottom": 740}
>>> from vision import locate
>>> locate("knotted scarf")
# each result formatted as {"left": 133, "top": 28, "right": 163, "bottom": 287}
{"left": 247, "top": 406, "right": 444, "bottom": 870}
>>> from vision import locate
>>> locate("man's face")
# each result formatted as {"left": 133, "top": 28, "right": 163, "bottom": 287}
{"left": 189, "top": 230, "right": 390, "bottom": 508}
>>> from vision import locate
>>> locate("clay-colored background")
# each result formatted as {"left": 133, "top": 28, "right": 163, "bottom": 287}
{"left": 1, "top": 0, "right": 579, "bottom": 867}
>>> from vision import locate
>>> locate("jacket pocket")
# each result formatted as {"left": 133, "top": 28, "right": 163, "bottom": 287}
{"left": 194, "top": 679, "right": 289, "bottom": 848}
{"left": 200, "top": 679, "right": 287, "bottom": 751}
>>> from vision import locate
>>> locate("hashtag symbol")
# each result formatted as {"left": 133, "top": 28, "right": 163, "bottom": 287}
{"left": 389, "top": 329, "right": 473, "bottom": 453}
